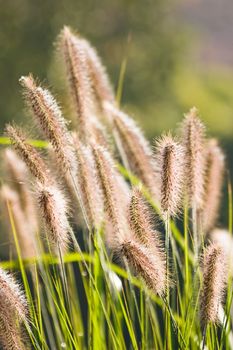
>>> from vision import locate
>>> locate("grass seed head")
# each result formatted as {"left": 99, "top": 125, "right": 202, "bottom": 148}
{"left": 19, "top": 75, "right": 76, "bottom": 175}
{"left": 154, "top": 134, "right": 185, "bottom": 218}
{"left": 202, "top": 139, "right": 225, "bottom": 233}
{"left": 200, "top": 243, "right": 227, "bottom": 325}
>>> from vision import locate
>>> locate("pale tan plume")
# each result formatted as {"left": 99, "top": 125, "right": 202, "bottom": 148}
{"left": 19, "top": 75, "right": 76, "bottom": 175}
{"left": 104, "top": 102, "right": 158, "bottom": 200}
{"left": 6, "top": 125, "right": 51, "bottom": 186}
{"left": 154, "top": 134, "right": 185, "bottom": 217}
{"left": 181, "top": 107, "right": 206, "bottom": 209}
{"left": 73, "top": 134, "right": 103, "bottom": 228}
{"left": 79, "top": 36, "right": 115, "bottom": 105}
{"left": 58, "top": 26, "right": 95, "bottom": 141}
{"left": 1, "top": 185, "right": 37, "bottom": 259}
{"left": 202, "top": 139, "right": 225, "bottom": 233}
{"left": 211, "top": 228, "right": 233, "bottom": 275}
{"left": 200, "top": 243, "right": 227, "bottom": 325}
{"left": 120, "top": 239, "right": 166, "bottom": 296}
{"left": 91, "top": 144, "right": 130, "bottom": 247}
{"left": 128, "top": 187, "right": 160, "bottom": 248}
{"left": 0, "top": 268, "right": 28, "bottom": 349}
{"left": 37, "top": 182, "right": 71, "bottom": 253}
{"left": 3, "top": 148, "right": 38, "bottom": 234}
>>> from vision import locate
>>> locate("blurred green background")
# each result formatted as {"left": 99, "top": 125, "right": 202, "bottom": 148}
{"left": 0, "top": 0, "right": 232, "bottom": 182}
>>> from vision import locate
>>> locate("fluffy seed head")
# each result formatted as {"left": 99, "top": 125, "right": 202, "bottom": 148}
{"left": 37, "top": 183, "right": 70, "bottom": 253}
{"left": 202, "top": 139, "right": 225, "bottom": 233}
{"left": 0, "top": 268, "right": 28, "bottom": 350}
{"left": 154, "top": 134, "right": 185, "bottom": 217}
{"left": 211, "top": 229, "right": 233, "bottom": 275}
{"left": 58, "top": 26, "right": 95, "bottom": 141}
{"left": 120, "top": 239, "right": 166, "bottom": 296}
{"left": 74, "top": 135, "right": 103, "bottom": 228}
{"left": 1, "top": 185, "right": 37, "bottom": 259}
{"left": 19, "top": 75, "right": 76, "bottom": 174}
{"left": 181, "top": 107, "right": 206, "bottom": 209}
{"left": 92, "top": 144, "right": 129, "bottom": 246}
{"left": 0, "top": 268, "right": 27, "bottom": 322}
{"left": 128, "top": 187, "right": 159, "bottom": 247}
{"left": 200, "top": 243, "right": 227, "bottom": 325}
{"left": 105, "top": 102, "right": 158, "bottom": 199}
{"left": 5, "top": 125, "right": 51, "bottom": 185}
{"left": 79, "top": 37, "right": 115, "bottom": 105}
{"left": 3, "top": 148, "right": 38, "bottom": 233}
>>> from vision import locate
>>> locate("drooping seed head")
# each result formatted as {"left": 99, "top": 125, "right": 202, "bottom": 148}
{"left": 0, "top": 268, "right": 27, "bottom": 322}
{"left": 5, "top": 125, "right": 51, "bottom": 185}
{"left": 3, "top": 148, "right": 38, "bottom": 233}
{"left": 181, "top": 107, "right": 206, "bottom": 209}
{"left": 19, "top": 75, "right": 76, "bottom": 174}
{"left": 0, "top": 268, "right": 28, "bottom": 350}
{"left": 37, "top": 183, "right": 70, "bottom": 253}
{"left": 120, "top": 239, "right": 166, "bottom": 296}
{"left": 211, "top": 228, "right": 233, "bottom": 275}
{"left": 91, "top": 144, "right": 129, "bottom": 246}
{"left": 200, "top": 243, "right": 227, "bottom": 325}
{"left": 1, "top": 185, "right": 37, "bottom": 259}
{"left": 73, "top": 135, "right": 103, "bottom": 228}
{"left": 79, "top": 37, "right": 115, "bottom": 105}
{"left": 154, "top": 134, "right": 185, "bottom": 217}
{"left": 58, "top": 26, "right": 95, "bottom": 141}
{"left": 202, "top": 139, "right": 225, "bottom": 233}
{"left": 105, "top": 102, "right": 158, "bottom": 200}
{"left": 128, "top": 187, "right": 160, "bottom": 247}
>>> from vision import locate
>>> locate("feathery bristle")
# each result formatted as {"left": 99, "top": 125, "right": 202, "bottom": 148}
{"left": 37, "top": 183, "right": 70, "bottom": 253}
{"left": 0, "top": 268, "right": 28, "bottom": 350}
{"left": 128, "top": 187, "right": 159, "bottom": 247}
{"left": 1, "top": 185, "right": 37, "bottom": 259}
{"left": 105, "top": 102, "right": 158, "bottom": 199}
{"left": 73, "top": 135, "right": 103, "bottom": 228}
{"left": 79, "top": 37, "right": 115, "bottom": 105}
{"left": 0, "top": 268, "right": 27, "bottom": 321}
{"left": 19, "top": 75, "right": 76, "bottom": 174}
{"left": 181, "top": 107, "right": 206, "bottom": 209}
{"left": 120, "top": 239, "right": 166, "bottom": 296}
{"left": 4, "top": 148, "right": 38, "bottom": 233}
{"left": 211, "top": 228, "right": 233, "bottom": 275}
{"left": 92, "top": 144, "right": 129, "bottom": 245}
{"left": 202, "top": 139, "right": 225, "bottom": 232}
{"left": 0, "top": 317, "right": 25, "bottom": 350}
{"left": 155, "top": 134, "right": 185, "bottom": 217}
{"left": 58, "top": 26, "right": 95, "bottom": 140}
{"left": 5, "top": 125, "right": 51, "bottom": 185}
{"left": 200, "top": 243, "right": 227, "bottom": 325}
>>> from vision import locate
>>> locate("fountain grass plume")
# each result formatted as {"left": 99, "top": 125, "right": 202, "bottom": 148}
{"left": 1, "top": 185, "right": 37, "bottom": 259}
{"left": 119, "top": 238, "right": 166, "bottom": 296}
{"left": 200, "top": 243, "right": 227, "bottom": 325}
{"left": 181, "top": 107, "right": 206, "bottom": 209}
{"left": 0, "top": 268, "right": 28, "bottom": 350}
{"left": 92, "top": 144, "right": 129, "bottom": 247}
{"left": 5, "top": 125, "right": 51, "bottom": 185}
{"left": 79, "top": 36, "right": 115, "bottom": 105}
{"left": 105, "top": 102, "right": 158, "bottom": 199}
{"left": 74, "top": 135, "right": 103, "bottom": 228}
{"left": 37, "top": 182, "right": 71, "bottom": 253}
{"left": 154, "top": 133, "right": 185, "bottom": 218}
{"left": 58, "top": 26, "right": 95, "bottom": 141}
{"left": 19, "top": 75, "right": 76, "bottom": 175}
{"left": 202, "top": 139, "right": 225, "bottom": 233}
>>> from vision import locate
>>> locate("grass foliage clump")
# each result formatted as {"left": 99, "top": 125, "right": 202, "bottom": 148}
{"left": 0, "top": 26, "right": 232, "bottom": 350}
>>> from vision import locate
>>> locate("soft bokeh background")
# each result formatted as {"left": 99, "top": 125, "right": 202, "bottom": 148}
{"left": 0, "top": 0, "right": 232, "bottom": 191}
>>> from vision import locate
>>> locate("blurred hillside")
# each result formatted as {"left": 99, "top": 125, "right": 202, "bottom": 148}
{"left": 0, "top": 0, "right": 181, "bottom": 130}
